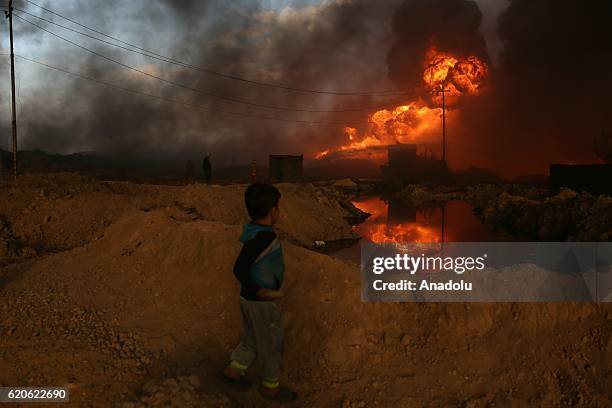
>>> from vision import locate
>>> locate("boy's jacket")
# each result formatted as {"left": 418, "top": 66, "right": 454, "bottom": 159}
{"left": 233, "top": 223, "right": 285, "bottom": 300}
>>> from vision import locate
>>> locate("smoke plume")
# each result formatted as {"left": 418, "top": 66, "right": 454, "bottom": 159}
{"left": 387, "top": 0, "right": 489, "bottom": 90}
{"left": 1, "top": 0, "right": 401, "bottom": 166}
{"left": 1, "top": 0, "right": 610, "bottom": 177}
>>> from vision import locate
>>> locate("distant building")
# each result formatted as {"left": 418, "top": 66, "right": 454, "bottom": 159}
{"left": 269, "top": 154, "right": 303, "bottom": 182}
{"left": 387, "top": 143, "right": 417, "bottom": 178}
{"left": 550, "top": 164, "right": 612, "bottom": 195}
{"left": 383, "top": 143, "right": 452, "bottom": 183}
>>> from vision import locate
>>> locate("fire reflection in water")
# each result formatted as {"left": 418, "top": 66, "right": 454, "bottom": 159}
{"left": 352, "top": 197, "right": 499, "bottom": 244}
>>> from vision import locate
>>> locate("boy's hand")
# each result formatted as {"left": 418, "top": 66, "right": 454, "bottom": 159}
{"left": 256, "top": 288, "right": 284, "bottom": 300}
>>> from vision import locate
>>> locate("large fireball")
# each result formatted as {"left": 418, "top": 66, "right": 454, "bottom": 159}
{"left": 316, "top": 46, "right": 488, "bottom": 161}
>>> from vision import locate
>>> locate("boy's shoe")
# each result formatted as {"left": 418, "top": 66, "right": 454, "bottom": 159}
{"left": 222, "top": 365, "right": 251, "bottom": 390}
{"left": 259, "top": 385, "right": 298, "bottom": 403}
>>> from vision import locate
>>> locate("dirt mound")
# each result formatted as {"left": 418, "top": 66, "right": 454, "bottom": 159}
{"left": 394, "top": 183, "right": 550, "bottom": 208}
{"left": 0, "top": 208, "right": 365, "bottom": 406}
{"left": 2, "top": 207, "right": 611, "bottom": 406}
{"left": 120, "top": 376, "right": 232, "bottom": 408}
{"left": 463, "top": 183, "right": 551, "bottom": 208}
{"left": 0, "top": 216, "right": 25, "bottom": 263}
{"left": 395, "top": 184, "right": 464, "bottom": 205}
{"left": 0, "top": 174, "right": 360, "bottom": 266}
{"left": 1, "top": 175, "right": 611, "bottom": 406}
{"left": 393, "top": 183, "right": 612, "bottom": 241}
{"left": 479, "top": 189, "right": 612, "bottom": 240}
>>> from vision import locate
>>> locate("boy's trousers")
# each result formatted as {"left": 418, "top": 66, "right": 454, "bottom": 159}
{"left": 230, "top": 297, "right": 283, "bottom": 381}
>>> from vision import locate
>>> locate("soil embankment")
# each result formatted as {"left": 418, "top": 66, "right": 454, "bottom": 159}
{"left": 395, "top": 184, "right": 612, "bottom": 241}
{"left": 0, "top": 174, "right": 611, "bottom": 407}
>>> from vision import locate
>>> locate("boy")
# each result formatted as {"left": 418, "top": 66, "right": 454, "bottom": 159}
{"left": 223, "top": 182, "right": 297, "bottom": 403}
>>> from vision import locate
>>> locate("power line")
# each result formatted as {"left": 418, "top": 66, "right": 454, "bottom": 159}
{"left": 8, "top": 0, "right": 18, "bottom": 180}
{"left": 15, "top": 7, "right": 409, "bottom": 103}
{"left": 14, "top": 54, "right": 369, "bottom": 126}
{"left": 13, "top": 7, "right": 412, "bottom": 112}
{"left": 14, "top": 13, "right": 408, "bottom": 114}
{"left": 19, "top": 0, "right": 408, "bottom": 97}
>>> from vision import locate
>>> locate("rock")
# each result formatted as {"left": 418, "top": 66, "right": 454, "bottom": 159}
{"left": 555, "top": 188, "right": 578, "bottom": 200}
{"left": 333, "top": 178, "right": 358, "bottom": 188}
{"left": 187, "top": 375, "right": 200, "bottom": 388}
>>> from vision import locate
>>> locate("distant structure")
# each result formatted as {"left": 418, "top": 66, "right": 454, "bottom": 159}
{"left": 387, "top": 143, "right": 417, "bottom": 178}
{"left": 269, "top": 154, "right": 303, "bottom": 182}
{"left": 594, "top": 128, "right": 611, "bottom": 164}
{"left": 550, "top": 164, "right": 612, "bottom": 195}
{"left": 382, "top": 143, "right": 452, "bottom": 183}
{"left": 549, "top": 129, "right": 612, "bottom": 195}
{"left": 202, "top": 154, "right": 211, "bottom": 184}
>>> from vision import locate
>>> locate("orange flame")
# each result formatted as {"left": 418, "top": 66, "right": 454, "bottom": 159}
{"left": 368, "top": 223, "right": 441, "bottom": 244}
{"left": 352, "top": 197, "right": 441, "bottom": 243}
{"left": 315, "top": 46, "right": 488, "bottom": 160}
{"left": 424, "top": 47, "right": 488, "bottom": 103}
{"left": 423, "top": 49, "right": 459, "bottom": 88}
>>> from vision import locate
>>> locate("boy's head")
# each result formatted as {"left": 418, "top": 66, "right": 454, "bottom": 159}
{"left": 245, "top": 182, "right": 281, "bottom": 225}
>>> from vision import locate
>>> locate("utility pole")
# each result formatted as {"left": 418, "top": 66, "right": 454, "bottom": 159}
{"left": 436, "top": 85, "right": 449, "bottom": 166}
{"left": 6, "top": 0, "right": 17, "bottom": 179}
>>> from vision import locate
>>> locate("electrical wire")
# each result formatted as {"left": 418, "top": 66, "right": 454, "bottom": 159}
{"left": 14, "top": 13, "right": 410, "bottom": 115}
{"left": 19, "top": 0, "right": 409, "bottom": 97}
{"left": 13, "top": 7, "right": 412, "bottom": 112}
{"left": 14, "top": 54, "right": 370, "bottom": 126}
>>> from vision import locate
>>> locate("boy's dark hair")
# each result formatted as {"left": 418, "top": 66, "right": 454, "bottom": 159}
{"left": 245, "top": 182, "right": 281, "bottom": 220}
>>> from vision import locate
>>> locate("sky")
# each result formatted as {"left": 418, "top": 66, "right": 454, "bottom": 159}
{"left": 0, "top": 0, "right": 508, "bottom": 150}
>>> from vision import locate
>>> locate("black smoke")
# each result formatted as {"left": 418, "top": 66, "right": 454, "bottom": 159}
{"left": 450, "top": 0, "right": 612, "bottom": 176}
{"left": 1, "top": 0, "right": 402, "bottom": 166}
{"left": 386, "top": 0, "right": 612, "bottom": 176}
{"left": 387, "top": 0, "right": 489, "bottom": 91}
{"left": 488, "top": 0, "right": 612, "bottom": 174}
{"left": 2, "top": 0, "right": 610, "bottom": 177}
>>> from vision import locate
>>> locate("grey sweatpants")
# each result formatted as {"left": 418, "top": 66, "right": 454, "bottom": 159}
{"left": 230, "top": 297, "right": 283, "bottom": 381}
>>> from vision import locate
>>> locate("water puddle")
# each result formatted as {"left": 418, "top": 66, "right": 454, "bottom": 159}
{"left": 333, "top": 196, "right": 505, "bottom": 262}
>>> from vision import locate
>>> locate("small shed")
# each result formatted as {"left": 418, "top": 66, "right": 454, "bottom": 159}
{"left": 549, "top": 164, "right": 612, "bottom": 195}
{"left": 269, "top": 154, "right": 303, "bottom": 182}
{"left": 387, "top": 143, "right": 417, "bottom": 179}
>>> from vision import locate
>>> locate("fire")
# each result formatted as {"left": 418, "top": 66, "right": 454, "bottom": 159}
{"left": 368, "top": 223, "right": 441, "bottom": 243}
{"left": 316, "top": 103, "right": 442, "bottom": 160}
{"left": 315, "top": 149, "right": 330, "bottom": 159}
{"left": 351, "top": 196, "right": 387, "bottom": 220}
{"left": 315, "top": 45, "right": 488, "bottom": 161}
{"left": 423, "top": 47, "right": 487, "bottom": 99}
{"left": 352, "top": 197, "right": 441, "bottom": 243}
{"left": 423, "top": 49, "right": 458, "bottom": 87}
{"left": 314, "top": 127, "right": 380, "bottom": 159}
{"left": 452, "top": 56, "right": 489, "bottom": 94}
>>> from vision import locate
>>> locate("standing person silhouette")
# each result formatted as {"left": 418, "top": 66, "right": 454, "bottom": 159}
{"left": 203, "top": 154, "right": 212, "bottom": 184}
{"left": 250, "top": 159, "right": 257, "bottom": 182}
